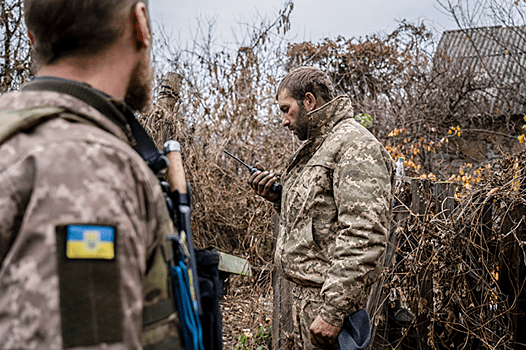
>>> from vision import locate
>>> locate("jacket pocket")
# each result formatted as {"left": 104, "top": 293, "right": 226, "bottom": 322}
{"left": 281, "top": 217, "right": 329, "bottom": 286}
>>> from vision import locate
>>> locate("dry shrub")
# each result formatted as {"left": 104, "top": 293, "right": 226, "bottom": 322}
{"left": 374, "top": 151, "right": 526, "bottom": 349}
{"left": 220, "top": 274, "right": 273, "bottom": 349}
{"left": 143, "top": 2, "right": 296, "bottom": 271}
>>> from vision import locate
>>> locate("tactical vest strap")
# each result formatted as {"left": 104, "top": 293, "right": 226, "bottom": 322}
{"left": 143, "top": 298, "right": 176, "bottom": 327}
{"left": 142, "top": 240, "right": 183, "bottom": 349}
{"left": 143, "top": 335, "right": 182, "bottom": 350}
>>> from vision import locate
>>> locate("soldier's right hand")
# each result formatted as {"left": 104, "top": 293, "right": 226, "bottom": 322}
{"left": 248, "top": 163, "right": 281, "bottom": 203}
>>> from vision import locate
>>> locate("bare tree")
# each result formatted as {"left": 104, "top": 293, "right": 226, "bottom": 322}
{"left": 0, "top": 0, "right": 32, "bottom": 93}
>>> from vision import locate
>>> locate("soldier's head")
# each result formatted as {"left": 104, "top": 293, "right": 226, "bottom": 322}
{"left": 23, "top": 0, "right": 153, "bottom": 111}
{"left": 276, "top": 67, "right": 334, "bottom": 141}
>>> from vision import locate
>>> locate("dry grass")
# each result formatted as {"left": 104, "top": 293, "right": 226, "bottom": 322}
{"left": 372, "top": 150, "right": 526, "bottom": 349}
{"left": 220, "top": 275, "right": 273, "bottom": 349}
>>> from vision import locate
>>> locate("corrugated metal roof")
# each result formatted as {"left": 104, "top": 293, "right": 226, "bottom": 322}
{"left": 436, "top": 25, "right": 526, "bottom": 83}
{"left": 435, "top": 26, "right": 526, "bottom": 115}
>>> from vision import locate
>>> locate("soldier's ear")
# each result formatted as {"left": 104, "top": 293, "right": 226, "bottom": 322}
{"left": 303, "top": 92, "right": 317, "bottom": 112}
{"left": 27, "top": 30, "right": 35, "bottom": 47}
{"left": 132, "top": 2, "right": 151, "bottom": 51}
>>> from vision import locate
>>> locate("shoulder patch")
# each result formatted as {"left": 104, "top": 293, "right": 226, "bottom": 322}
{"left": 55, "top": 224, "right": 123, "bottom": 347}
{"left": 66, "top": 225, "right": 116, "bottom": 260}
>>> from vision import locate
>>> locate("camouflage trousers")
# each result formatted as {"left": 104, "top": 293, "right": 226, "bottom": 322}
{"left": 291, "top": 284, "right": 338, "bottom": 350}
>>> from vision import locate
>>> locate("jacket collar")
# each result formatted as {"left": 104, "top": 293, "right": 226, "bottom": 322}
{"left": 285, "top": 96, "right": 354, "bottom": 174}
{"left": 306, "top": 95, "right": 354, "bottom": 141}
{"left": 21, "top": 77, "right": 133, "bottom": 143}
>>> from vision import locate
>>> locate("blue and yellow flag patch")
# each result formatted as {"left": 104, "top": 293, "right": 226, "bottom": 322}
{"left": 66, "top": 225, "right": 115, "bottom": 260}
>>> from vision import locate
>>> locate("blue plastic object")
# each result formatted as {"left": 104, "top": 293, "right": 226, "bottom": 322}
{"left": 171, "top": 260, "right": 205, "bottom": 350}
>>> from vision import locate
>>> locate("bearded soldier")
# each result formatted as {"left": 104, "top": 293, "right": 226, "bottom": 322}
{"left": 0, "top": 1, "right": 183, "bottom": 349}
{"left": 249, "top": 67, "right": 395, "bottom": 349}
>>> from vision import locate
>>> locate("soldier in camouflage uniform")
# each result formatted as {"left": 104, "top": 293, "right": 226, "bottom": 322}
{"left": 250, "top": 67, "right": 395, "bottom": 349}
{"left": 0, "top": 1, "right": 182, "bottom": 349}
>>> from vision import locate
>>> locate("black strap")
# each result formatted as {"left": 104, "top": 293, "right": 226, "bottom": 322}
{"left": 122, "top": 107, "right": 169, "bottom": 175}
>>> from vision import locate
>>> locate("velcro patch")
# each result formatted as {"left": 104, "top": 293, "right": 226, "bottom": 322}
{"left": 56, "top": 224, "right": 123, "bottom": 347}
{"left": 66, "top": 225, "right": 115, "bottom": 260}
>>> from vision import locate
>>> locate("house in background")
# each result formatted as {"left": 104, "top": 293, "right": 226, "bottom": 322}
{"left": 431, "top": 25, "right": 526, "bottom": 173}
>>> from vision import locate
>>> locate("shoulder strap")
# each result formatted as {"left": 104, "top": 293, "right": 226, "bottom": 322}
{"left": 0, "top": 106, "right": 66, "bottom": 144}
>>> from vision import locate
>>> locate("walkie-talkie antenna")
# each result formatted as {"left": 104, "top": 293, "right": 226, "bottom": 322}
{"left": 223, "top": 150, "right": 282, "bottom": 195}
{"left": 223, "top": 150, "right": 255, "bottom": 172}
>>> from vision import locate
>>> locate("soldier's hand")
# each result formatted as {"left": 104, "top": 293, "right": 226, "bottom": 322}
{"left": 248, "top": 163, "right": 281, "bottom": 203}
{"left": 309, "top": 315, "right": 341, "bottom": 348}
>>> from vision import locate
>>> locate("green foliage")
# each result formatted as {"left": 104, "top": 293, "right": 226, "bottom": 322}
{"left": 235, "top": 334, "right": 248, "bottom": 350}
{"left": 354, "top": 113, "right": 373, "bottom": 128}
{"left": 234, "top": 327, "right": 271, "bottom": 350}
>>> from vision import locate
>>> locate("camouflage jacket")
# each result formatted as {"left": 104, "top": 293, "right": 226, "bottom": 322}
{"left": 275, "top": 96, "right": 395, "bottom": 327}
{"left": 0, "top": 83, "right": 179, "bottom": 349}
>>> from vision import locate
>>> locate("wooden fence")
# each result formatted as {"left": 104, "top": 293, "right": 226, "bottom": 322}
{"left": 272, "top": 178, "right": 526, "bottom": 349}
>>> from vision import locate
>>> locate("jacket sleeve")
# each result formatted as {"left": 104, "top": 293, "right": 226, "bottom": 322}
{"left": 0, "top": 156, "right": 35, "bottom": 263}
{"left": 319, "top": 138, "right": 394, "bottom": 327}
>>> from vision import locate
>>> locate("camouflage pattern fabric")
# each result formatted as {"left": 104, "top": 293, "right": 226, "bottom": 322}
{"left": 291, "top": 284, "right": 337, "bottom": 350}
{"left": 0, "top": 90, "right": 180, "bottom": 349}
{"left": 275, "top": 96, "right": 396, "bottom": 340}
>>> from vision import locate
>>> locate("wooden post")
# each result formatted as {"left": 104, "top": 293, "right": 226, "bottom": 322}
{"left": 157, "top": 72, "right": 182, "bottom": 112}
{"left": 141, "top": 71, "right": 184, "bottom": 150}
{"left": 412, "top": 178, "right": 433, "bottom": 350}
{"left": 367, "top": 180, "right": 411, "bottom": 350}
{"left": 433, "top": 182, "right": 455, "bottom": 220}
{"left": 498, "top": 204, "right": 526, "bottom": 349}
{"left": 272, "top": 214, "right": 294, "bottom": 350}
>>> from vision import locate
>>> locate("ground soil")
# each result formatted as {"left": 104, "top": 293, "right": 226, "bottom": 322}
{"left": 220, "top": 274, "right": 273, "bottom": 349}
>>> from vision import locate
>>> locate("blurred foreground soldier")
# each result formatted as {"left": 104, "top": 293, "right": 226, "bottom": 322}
{"left": 0, "top": 0, "right": 183, "bottom": 349}
{"left": 249, "top": 67, "right": 395, "bottom": 349}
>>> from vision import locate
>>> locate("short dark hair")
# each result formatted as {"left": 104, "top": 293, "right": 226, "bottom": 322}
{"left": 23, "top": 0, "right": 145, "bottom": 65}
{"left": 276, "top": 67, "right": 334, "bottom": 103}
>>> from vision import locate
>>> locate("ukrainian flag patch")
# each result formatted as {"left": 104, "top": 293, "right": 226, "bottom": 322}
{"left": 66, "top": 225, "right": 115, "bottom": 260}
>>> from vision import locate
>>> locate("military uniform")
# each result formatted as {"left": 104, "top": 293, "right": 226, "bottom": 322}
{"left": 275, "top": 96, "right": 395, "bottom": 349}
{"left": 0, "top": 79, "right": 182, "bottom": 349}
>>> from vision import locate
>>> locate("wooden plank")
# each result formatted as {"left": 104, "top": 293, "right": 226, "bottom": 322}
{"left": 433, "top": 182, "right": 455, "bottom": 220}
{"left": 272, "top": 214, "right": 281, "bottom": 350}
{"left": 457, "top": 201, "right": 492, "bottom": 349}
{"left": 272, "top": 214, "right": 294, "bottom": 349}
{"left": 499, "top": 204, "right": 526, "bottom": 349}
{"left": 367, "top": 199, "right": 411, "bottom": 349}
{"left": 272, "top": 268, "right": 281, "bottom": 350}
{"left": 368, "top": 177, "right": 414, "bottom": 349}
{"left": 278, "top": 277, "right": 294, "bottom": 349}
{"left": 412, "top": 178, "right": 433, "bottom": 350}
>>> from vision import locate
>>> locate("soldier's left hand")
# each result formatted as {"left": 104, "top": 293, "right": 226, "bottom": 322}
{"left": 309, "top": 315, "right": 341, "bottom": 348}
{"left": 248, "top": 162, "right": 281, "bottom": 203}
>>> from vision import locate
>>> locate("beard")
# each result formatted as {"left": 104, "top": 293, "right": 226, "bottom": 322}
{"left": 124, "top": 51, "right": 153, "bottom": 112}
{"left": 295, "top": 101, "right": 310, "bottom": 141}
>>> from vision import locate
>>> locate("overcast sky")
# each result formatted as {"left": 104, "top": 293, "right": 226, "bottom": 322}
{"left": 149, "top": 0, "right": 458, "bottom": 46}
